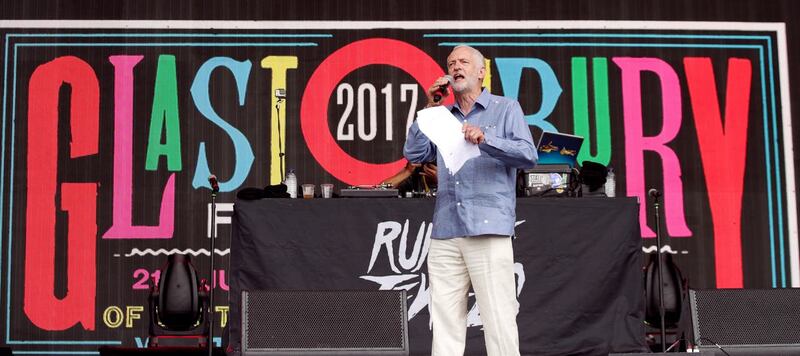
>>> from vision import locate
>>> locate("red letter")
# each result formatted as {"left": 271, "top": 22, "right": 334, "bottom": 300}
{"left": 24, "top": 56, "right": 98, "bottom": 330}
{"left": 684, "top": 57, "right": 752, "bottom": 288}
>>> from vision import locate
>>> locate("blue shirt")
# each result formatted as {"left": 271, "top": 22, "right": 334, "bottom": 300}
{"left": 404, "top": 88, "right": 537, "bottom": 239}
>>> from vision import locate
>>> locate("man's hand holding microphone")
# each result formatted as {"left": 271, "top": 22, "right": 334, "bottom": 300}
{"left": 426, "top": 74, "right": 453, "bottom": 107}
{"left": 424, "top": 74, "right": 484, "bottom": 145}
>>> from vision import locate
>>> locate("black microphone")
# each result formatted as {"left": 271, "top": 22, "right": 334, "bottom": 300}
{"left": 208, "top": 175, "right": 220, "bottom": 193}
{"left": 433, "top": 75, "right": 454, "bottom": 102}
{"left": 648, "top": 188, "right": 661, "bottom": 198}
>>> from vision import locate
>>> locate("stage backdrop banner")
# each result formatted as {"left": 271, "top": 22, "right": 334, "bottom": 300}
{"left": 230, "top": 197, "right": 647, "bottom": 356}
{"left": 0, "top": 20, "right": 795, "bottom": 354}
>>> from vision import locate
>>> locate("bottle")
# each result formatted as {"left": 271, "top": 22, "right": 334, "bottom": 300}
{"left": 605, "top": 166, "right": 616, "bottom": 197}
{"left": 285, "top": 169, "right": 298, "bottom": 198}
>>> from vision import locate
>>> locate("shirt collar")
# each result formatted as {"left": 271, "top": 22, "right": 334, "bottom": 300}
{"left": 451, "top": 87, "right": 491, "bottom": 113}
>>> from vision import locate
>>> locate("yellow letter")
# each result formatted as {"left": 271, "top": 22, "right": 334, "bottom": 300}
{"left": 216, "top": 306, "right": 229, "bottom": 328}
{"left": 103, "top": 306, "right": 123, "bottom": 328}
{"left": 483, "top": 58, "right": 492, "bottom": 92}
{"left": 261, "top": 56, "right": 298, "bottom": 184}
{"left": 125, "top": 306, "right": 144, "bottom": 328}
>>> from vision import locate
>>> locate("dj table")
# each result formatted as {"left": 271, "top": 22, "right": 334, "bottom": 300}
{"left": 229, "top": 197, "right": 647, "bottom": 355}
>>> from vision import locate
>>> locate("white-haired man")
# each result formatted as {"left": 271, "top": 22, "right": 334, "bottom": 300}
{"left": 404, "top": 45, "right": 537, "bottom": 356}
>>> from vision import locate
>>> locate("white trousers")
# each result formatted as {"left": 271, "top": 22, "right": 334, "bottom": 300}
{"left": 428, "top": 235, "right": 520, "bottom": 356}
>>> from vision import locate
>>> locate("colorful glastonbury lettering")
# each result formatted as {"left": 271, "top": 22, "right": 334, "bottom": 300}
{"left": 1, "top": 23, "right": 792, "bottom": 353}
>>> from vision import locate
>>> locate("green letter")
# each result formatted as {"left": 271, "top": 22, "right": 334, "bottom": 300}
{"left": 572, "top": 57, "right": 611, "bottom": 165}
{"left": 145, "top": 55, "right": 182, "bottom": 171}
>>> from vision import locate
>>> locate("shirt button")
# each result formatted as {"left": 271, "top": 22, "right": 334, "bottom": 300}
{"left": 455, "top": 181, "right": 460, "bottom": 185}
{"left": 484, "top": 220, "right": 489, "bottom": 224}
{"left": 457, "top": 202, "right": 462, "bottom": 206}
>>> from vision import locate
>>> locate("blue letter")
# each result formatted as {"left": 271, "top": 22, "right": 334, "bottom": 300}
{"left": 191, "top": 57, "right": 254, "bottom": 192}
{"left": 495, "top": 58, "right": 562, "bottom": 132}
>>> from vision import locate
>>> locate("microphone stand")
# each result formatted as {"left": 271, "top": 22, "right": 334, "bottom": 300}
{"left": 208, "top": 187, "right": 218, "bottom": 356}
{"left": 276, "top": 96, "right": 285, "bottom": 181}
{"left": 652, "top": 192, "right": 667, "bottom": 353}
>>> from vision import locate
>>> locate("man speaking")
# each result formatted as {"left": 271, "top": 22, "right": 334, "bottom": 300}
{"left": 404, "top": 45, "right": 537, "bottom": 356}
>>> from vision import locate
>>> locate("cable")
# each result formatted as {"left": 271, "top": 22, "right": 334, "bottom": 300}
{"left": 696, "top": 337, "right": 731, "bottom": 356}
{"left": 664, "top": 337, "right": 684, "bottom": 352}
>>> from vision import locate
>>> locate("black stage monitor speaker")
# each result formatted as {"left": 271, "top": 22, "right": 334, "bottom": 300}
{"left": 242, "top": 290, "right": 408, "bottom": 356}
{"left": 98, "top": 346, "right": 225, "bottom": 355}
{"left": 690, "top": 288, "right": 800, "bottom": 355}
{"left": 610, "top": 353, "right": 713, "bottom": 356}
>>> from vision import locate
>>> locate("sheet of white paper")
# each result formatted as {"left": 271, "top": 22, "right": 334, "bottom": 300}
{"left": 416, "top": 106, "right": 481, "bottom": 175}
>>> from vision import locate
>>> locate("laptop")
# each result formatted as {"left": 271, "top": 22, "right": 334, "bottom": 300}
{"left": 520, "top": 131, "right": 584, "bottom": 197}
{"left": 535, "top": 131, "right": 584, "bottom": 168}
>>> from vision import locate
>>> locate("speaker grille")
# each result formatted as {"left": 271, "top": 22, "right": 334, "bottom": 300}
{"left": 242, "top": 290, "right": 407, "bottom": 354}
{"left": 690, "top": 289, "right": 800, "bottom": 346}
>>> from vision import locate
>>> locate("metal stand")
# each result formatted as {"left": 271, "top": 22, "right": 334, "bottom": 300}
{"left": 275, "top": 97, "right": 285, "bottom": 181}
{"left": 652, "top": 193, "right": 667, "bottom": 353}
{"left": 208, "top": 189, "right": 217, "bottom": 356}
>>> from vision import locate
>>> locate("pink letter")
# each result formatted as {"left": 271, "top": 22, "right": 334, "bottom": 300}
{"left": 103, "top": 55, "right": 174, "bottom": 239}
{"left": 613, "top": 57, "right": 691, "bottom": 238}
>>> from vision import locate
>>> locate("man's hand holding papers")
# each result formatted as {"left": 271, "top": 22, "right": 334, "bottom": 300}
{"left": 415, "top": 106, "right": 481, "bottom": 175}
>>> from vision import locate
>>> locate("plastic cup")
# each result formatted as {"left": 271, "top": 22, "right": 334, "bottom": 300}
{"left": 301, "top": 184, "right": 315, "bottom": 199}
{"left": 321, "top": 183, "right": 334, "bottom": 199}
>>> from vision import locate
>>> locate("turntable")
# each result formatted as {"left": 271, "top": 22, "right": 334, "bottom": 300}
{"left": 339, "top": 184, "right": 399, "bottom": 198}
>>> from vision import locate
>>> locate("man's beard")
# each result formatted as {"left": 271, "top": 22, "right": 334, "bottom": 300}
{"left": 452, "top": 80, "right": 469, "bottom": 93}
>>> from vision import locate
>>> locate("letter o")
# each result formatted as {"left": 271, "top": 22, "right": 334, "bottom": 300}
{"left": 103, "top": 306, "right": 124, "bottom": 328}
